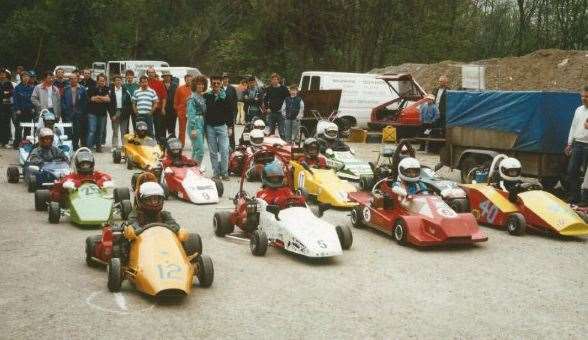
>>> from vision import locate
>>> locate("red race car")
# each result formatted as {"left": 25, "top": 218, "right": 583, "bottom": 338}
{"left": 162, "top": 164, "right": 223, "bottom": 204}
{"left": 348, "top": 179, "right": 487, "bottom": 247}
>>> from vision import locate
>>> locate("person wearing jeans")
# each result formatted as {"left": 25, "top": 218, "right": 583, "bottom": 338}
{"left": 12, "top": 71, "right": 34, "bottom": 148}
{"left": 565, "top": 85, "right": 588, "bottom": 203}
{"left": 132, "top": 76, "right": 158, "bottom": 137}
{"left": 264, "top": 73, "right": 289, "bottom": 137}
{"left": 86, "top": 74, "right": 110, "bottom": 152}
{"left": 61, "top": 71, "right": 87, "bottom": 150}
{"left": 186, "top": 76, "right": 207, "bottom": 164}
{"left": 204, "top": 75, "right": 230, "bottom": 180}
{"left": 109, "top": 75, "right": 132, "bottom": 149}
{"left": 281, "top": 85, "right": 304, "bottom": 143}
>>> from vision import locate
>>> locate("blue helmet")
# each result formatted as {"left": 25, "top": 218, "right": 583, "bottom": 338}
{"left": 41, "top": 109, "right": 56, "bottom": 123}
{"left": 261, "top": 160, "right": 284, "bottom": 188}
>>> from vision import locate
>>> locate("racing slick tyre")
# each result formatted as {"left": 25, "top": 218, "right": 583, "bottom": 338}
{"left": 183, "top": 233, "right": 203, "bottom": 257}
{"left": 336, "top": 225, "right": 353, "bottom": 250}
{"left": 7, "top": 166, "right": 19, "bottom": 183}
{"left": 107, "top": 257, "right": 123, "bottom": 292}
{"left": 126, "top": 158, "right": 134, "bottom": 170}
{"left": 161, "top": 182, "right": 170, "bottom": 200}
{"left": 113, "top": 187, "right": 130, "bottom": 203}
{"left": 250, "top": 230, "right": 268, "bottom": 256}
{"left": 350, "top": 206, "right": 365, "bottom": 228}
{"left": 120, "top": 199, "right": 132, "bottom": 220}
{"left": 48, "top": 202, "right": 61, "bottom": 224}
{"left": 85, "top": 235, "right": 102, "bottom": 267}
{"left": 448, "top": 198, "right": 469, "bottom": 213}
{"left": 112, "top": 149, "right": 122, "bottom": 164}
{"left": 130, "top": 173, "right": 139, "bottom": 191}
{"left": 359, "top": 176, "right": 373, "bottom": 191}
{"left": 505, "top": 213, "right": 526, "bottom": 236}
{"left": 34, "top": 189, "right": 50, "bottom": 211}
{"left": 213, "top": 178, "right": 224, "bottom": 197}
{"left": 27, "top": 175, "right": 37, "bottom": 192}
{"left": 213, "top": 212, "right": 234, "bottom": 237}
{"left": 393, "top": 219, "right": 408, "bottom": 245}
{"left": 196, "top": 255, "right": 214, "bottom": 287}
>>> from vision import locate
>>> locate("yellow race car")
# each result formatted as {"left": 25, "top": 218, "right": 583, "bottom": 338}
{"left": 113, "top": 133, "right": 163, "bottom": 171}
{"left": 290, "top": 159, "right": 358, "bottom": 208}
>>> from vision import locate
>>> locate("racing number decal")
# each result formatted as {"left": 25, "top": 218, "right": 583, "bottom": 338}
{"left": 81, "top": 186, "right": 100, "bottom": 196}
{"left": 317, "top": 240, "right": 327, "bottom": 249}
{"left": 202, "top": 192, "right": 210, "bottom": 200}
{"left": 157, "top": 264, "right": 182, "bottom": 280}
{"left": 479, "top": 200, "right": 498, "bottom": 224}
{"left": 298, "top": 172, "right": 305, "bottom": 188}
{"left": 362, "top": 207, "right": 371, "bottom": 222}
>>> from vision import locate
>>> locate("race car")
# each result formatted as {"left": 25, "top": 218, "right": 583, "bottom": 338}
{"left": 161, "top": 164, "right": 224, "bottom": 204}
{"left": 85, "top": 223, "right": 213, "bottom": 297}
{"left": 323, "top": 148, "right": 374, "bottom": 189}
{"left": 113, "top": 132, "right": 163, "bottom": 173}
{"left": 348, "top": 178, "right": 487, "bottom": 247}
{"left": 35, "top": 183, "right": 132, "bottom": 227}
{"left": 213, "top": 149, "right": 352, "bottom": 258}
{"left": 22, "top": 161, "right": 71, "bottom": 193}
{"left": 228, "top": 135, "right": 291, "bottom": 178}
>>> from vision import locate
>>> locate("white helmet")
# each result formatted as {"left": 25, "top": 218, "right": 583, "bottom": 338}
{"left": 250, "top": 129, "right": 265, "bottom": 147}
{"left": 398, "top": 157, "right": 421, "bottom": 182}
{"left": 253, "top": 119, "right": 265, "bottom": 130}
{"left": 324, "top": 122, "right": 338, "bottom": 140}
{"left": 498, "top": 157, "right": 522, "bottom": 181}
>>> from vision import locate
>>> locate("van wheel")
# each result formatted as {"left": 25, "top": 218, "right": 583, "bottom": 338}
{"left": 35, "top": 189, "right": 50, "bottom": 211}
{"left": 107, "top": 258, "right": 123, "bottom": 292}
{"left": 183, "top": 233, "right": 203, "bottom": 257}
{"left": 213, "top": 211, "right": 234, "bottom": 237}
{"left": 336, "top": 225, "right": 353, "bottom": 250}
{"left": 196, "top": 255, "right": 214, "bottom": 287}
{"left": 250, "top": 229, "right": 268, "bottom": 256}
{"left": 505, "top": 213, "right": 526, "bottom": 236}
{"left": 48, "top": 202, "right": 61, "bottom": 223}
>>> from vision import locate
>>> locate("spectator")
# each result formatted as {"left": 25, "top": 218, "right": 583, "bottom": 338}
{"left": 132, "top": 75, "right": 158, "bottom": 136}
{"left": 109, "top": 75, "right": 132, "bottom": 149}
{"left": 61, "top": 70, "right": 87, "bottom": 150}
{"left": 123, "top": 69, "right": 139, "bottom": 131}
{"left": 53, "top": 68, "right": 68, "bottom": 96}
{"left": 28, "top": 70, "right": 39, "bottom": 86}
{"left": 12, "top": 71, "right": 34, "bottom": 148}
{"left": 86, "top": 73, "right": 110, "bottom": 152}
{"left": 173, "top": 74, "right": 194, "bottom": 147}
{"left": 162, "top": 71, "right": 177, "bottom": 137}
{"left": 0, "top": 69, "right": 14, "bottom": 148}
{"left": 222, "top": 72, "right": 238, "bottom": 150}
{"left": 80, "top": 69, "right": 96, "bottom": 90}
{"left": 565, "top": 85, "right": 588, "bottom": 203}
{"left": 433, "top": 75, "right": 450, "bottom": 127}
{"left": 264, "top": 73, "right": 289, "bottom": 137}
{"left": 281, "top": 84, "right": 304, "bottom": 143}
{"left": 204, "top": 75, "right": 230, "bottom": 180}
{"left": 236, "top": 78, "right": 247, "bottom": 125}
{"left": 14, "top": 66, "right": 24, "bottom": 84}
{"left": 146, "top": 67, "right": 167, "bottom": 145}
{"left": 186, "top": 76, "right": 208, "bottom": 164}
{"left": 31, "top": 71, "right": 61, "bottom": 119}
{"left": 243, "top": 76, "right": 263, "bottom": 123}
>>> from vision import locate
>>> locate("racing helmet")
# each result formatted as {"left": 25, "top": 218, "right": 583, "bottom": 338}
{"left": 166, "top": 138, "right": 182, "bottom": 159}
{"left": 324, "top": 122, "right": 338, "bottom": 140}
{"left": 38, "top": 127, "right": 54, "bottom": 149}
{"left": 250, "top": 129, "right": 265, "bottom": 147}
{"left": 261, "top": 160, "right": 285, "bottom": 188}
{"left": 74, "top": 149, "right": 95, "bottom": 175}
{"left": 498, "top": 157, "right": 522, "bottom": 182}
{"left": 137, "top": 182, "right": 165, "bottom": 215}
{"left": 398, "top": 157, "right": 421, "bottom": 182}
{"left": 303, "top": 138, "right": 320, "bottom": 159}
{"left": 253, "top": 119, "right": 265, "bottom": 131}
{"left": 136, "top": 120, "right": 149, "bottom": 138}
{"left": 41, "top": 109, "right": 57, "bottom": 128}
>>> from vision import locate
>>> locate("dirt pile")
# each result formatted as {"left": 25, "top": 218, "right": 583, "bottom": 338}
{"left": 370, "top": 49, "right": 588, "bottom": 93}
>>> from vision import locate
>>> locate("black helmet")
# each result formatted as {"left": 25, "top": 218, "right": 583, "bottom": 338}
{"left": 303, "top": 138, "right": 319, "bottom": 159}
{"left": 136, "top": 121, "right": 149, "bottom": 138}
{"left": 166, "top": 138, "right": 182, "bottom": 159}
{"left": 75, "top": 149, "right": 95, "bottom": 175}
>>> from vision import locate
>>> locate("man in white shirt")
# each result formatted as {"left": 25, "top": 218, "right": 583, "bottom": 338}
{"left": 109, "top": 75, "right": 132, "bottom": 149}
{"left": 565, "top": 85, "right": 588, "bottom": 203}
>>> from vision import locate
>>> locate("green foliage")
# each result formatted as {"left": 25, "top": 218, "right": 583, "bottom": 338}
{"left": 0, "top": 0, "right": 585, "bottom": 81}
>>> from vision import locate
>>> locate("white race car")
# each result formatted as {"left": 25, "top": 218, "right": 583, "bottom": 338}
{"left": 162, "top": 165, "right": 223, "bottom": 204}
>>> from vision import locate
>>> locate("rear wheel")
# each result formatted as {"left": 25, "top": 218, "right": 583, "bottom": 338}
{"left": 27, "top": 175, "right": 37, "bottom": 192}
{"left": 112, "top": 149, "right": 122, "bottom": 164}
{"left": 130, "top": 173, "right": 139, "bottom": 191}
{"left": 213, "top": 211, "right": 234, "bottom": 237}
{"left": 393, "top": 219, "right": 408, "bottom": 245}
{"left": 126, "top": 158, "right": 134, "bottom": 170}
{"left": 359, "top": 176, "right": 373, "bottom": 191}
{"left": 213, "top": 178, "right": 224, "bottom": 197}
{"left": 196, "top": 255, "right": 214, "bottom": 287}
{"left": 113, "top": 187, "right": 130, "bottom": 203}
{"left": 120, "top": 199, "right": 132, "bottom": 220}
{"left": 336, "top": 225, "right": 353, "bottom": 250}
{"left": 7, "top": 166, "right": 19, "bottom": 183}
{"left": 183, "top": 233, "right": 203, "bottom": 256}
{"left": 448, "top": 198, "right": 469, "bottom": 213}
{"left": 250, "top": 229, "right": 268, "bottom": 256}
{"left": 35, "top": 189, "right": 50, "bottom": 211}
{"left": 350, "top": 206, "right": 364, "bottom": 228}
{"left": 505, "top": 213, "right": 526, "bottom": 236}
{"left": 85, "top": 235, "right": 102, "bottom": 267}
{"left": 48, "top": 202, "right": 61, "bottom": 223}
{"left": 107, "top": 258, "right": 123, "bottom": 292}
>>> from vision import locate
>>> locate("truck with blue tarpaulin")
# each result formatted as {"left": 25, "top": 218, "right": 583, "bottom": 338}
{"left": 439, "top": 90, "right": 581, "bottom": 188}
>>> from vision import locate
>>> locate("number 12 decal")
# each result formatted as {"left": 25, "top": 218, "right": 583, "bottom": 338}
{"left": 157, "top": 264, "right": 182, "bottom": 280}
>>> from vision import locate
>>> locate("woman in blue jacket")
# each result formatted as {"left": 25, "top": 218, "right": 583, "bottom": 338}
{"left": 186, "top": 76, "right": 208, "bottom": 164}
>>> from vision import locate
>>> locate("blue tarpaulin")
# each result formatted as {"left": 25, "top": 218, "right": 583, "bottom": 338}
{"left": 446, "top": 90, "right": 581, "bottom": 153}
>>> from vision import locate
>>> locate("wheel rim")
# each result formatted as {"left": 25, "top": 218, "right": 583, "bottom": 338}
{"left": 394, "top": 224, "right": 404, "bottom": 241}
{"left": 351, "top": 209, "right": 358, "bottom": 225}
{"left": 507, "top": 219, "right": 518, "bottom": 232}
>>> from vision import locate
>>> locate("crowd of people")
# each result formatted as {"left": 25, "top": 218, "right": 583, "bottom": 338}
{"left": 0, "top": 66, "right": 305, "bottom": 181}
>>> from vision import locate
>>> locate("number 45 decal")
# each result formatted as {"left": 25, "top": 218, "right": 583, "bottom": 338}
{"left": 479, "top": 200, "right": 498, "bottom": 224}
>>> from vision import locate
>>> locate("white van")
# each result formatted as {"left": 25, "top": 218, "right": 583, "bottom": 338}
{"left": 91, "top": 60, "right": 169, "bottom": 81}
{"left": 53, "top": 65, "right": 77, "bottom": 77}
{"left": 136, "top": 66, "right": 202, "bottom": 86}
{"left": 298, "top": 71, "right": 394, "bottom": 128}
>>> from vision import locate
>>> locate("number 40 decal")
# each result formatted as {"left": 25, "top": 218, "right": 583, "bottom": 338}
{"left": 479, "top": 200, "right": 498, "bottom": 224}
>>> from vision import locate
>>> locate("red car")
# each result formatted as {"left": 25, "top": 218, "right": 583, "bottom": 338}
{"left": 228, "top": 136, "right": 291, "bottom": 179}
{"left": 348, "top": 180, "right": 487, "bottom": 247}
{"left": 162, "top": 164, "right": 223, "bottom": 204}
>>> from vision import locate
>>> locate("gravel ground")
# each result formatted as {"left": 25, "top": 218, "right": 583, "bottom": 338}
{"left": 0, "top": 127, "right": 586, "bottom": 339}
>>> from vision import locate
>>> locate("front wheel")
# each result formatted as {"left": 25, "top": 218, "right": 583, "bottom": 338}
{"left": 350, "top": 206, "right": 364, "bottom": 228}
{"left": 213, "top": 211, "right": 234, "bottom": 237}
{"left": 112, "top": 149, "right": 122, "bottom": 164}
{"left": 196, "top": 255, "right": 214, "bottom": 287}
{"left": 113, "top": 187, "right": 130, "bottom": 203}
{"left": 505, "top": 213, "right": 526, "bottom": 236}
{"left": 250, "top": 229, "right": 268, "bottom": 256}
{"left": 120, "top": 199, "right": 132, "bottom": 220}
{"left": 27, "top": 175, "right": 37, "bottom": 192}
{"left": 48, "top": 202, "right": 61, "bottom": 223}
{"left": 393, "top": 219, "right": 408, "bottom": 245}
{"left": 183, "top": 233, "right": 203, "bottom": 257}
{"left": 7, "top": 166, "right": 19, "bottom": 183}
{"left": 336, "top": 225, "right": 353, "bottom": 250}
{"left": 213, "top": 178, "right": 224, "bottom": 197}
{"left": 85, "top": 235, "right": 102, "bottom": 267}
{"left": 107, "top": 258, "right": 123, "bottom": 292}
{"left": 35, "top": 189, "right": 50, "bottom": 211}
